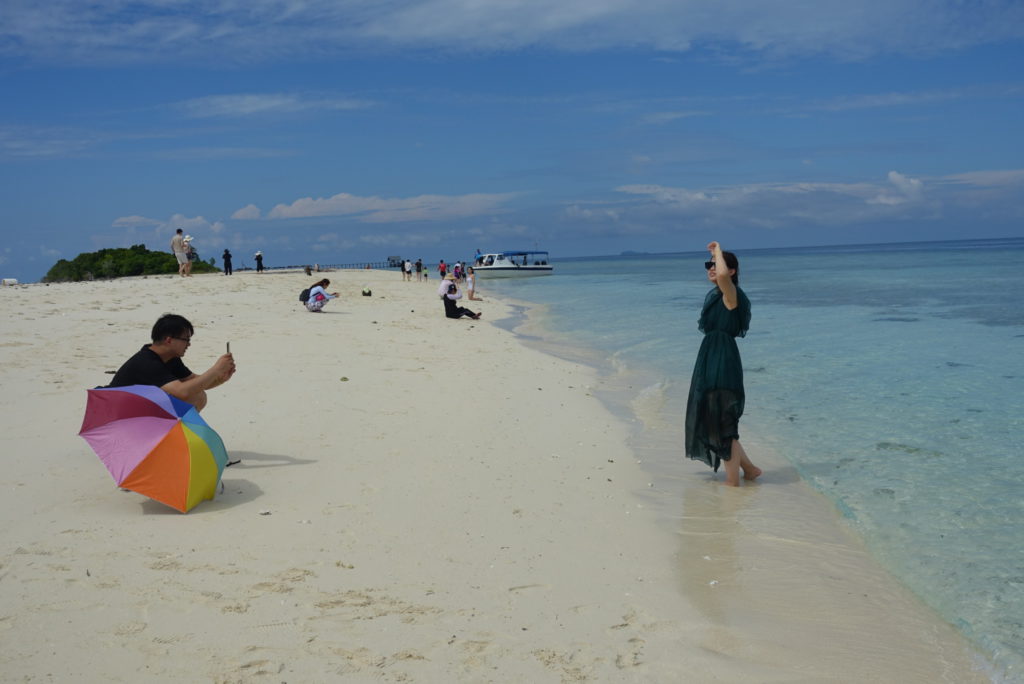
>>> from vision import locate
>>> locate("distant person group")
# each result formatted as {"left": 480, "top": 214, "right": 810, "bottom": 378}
{"left": 170, "top": 229, "right": 197, "bottom": 277}
{"left": 138, "top": 231, "right": 762, "bottom": 488}
{"left": 438, "top": 273, "right": 481, "bottom": 320}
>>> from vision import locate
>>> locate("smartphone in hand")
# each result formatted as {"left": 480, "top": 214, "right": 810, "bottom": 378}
{"left": 226, "top": 342, "right": 231, "bottom": 354}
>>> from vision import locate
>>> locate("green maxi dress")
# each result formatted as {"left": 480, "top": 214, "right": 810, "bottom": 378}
{"left": 685, "top": 286, "right": 751, "bottom": 472}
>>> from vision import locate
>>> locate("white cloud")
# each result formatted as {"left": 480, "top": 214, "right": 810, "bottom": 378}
{"left": 0, "top": 125, "right": 102, "bottom": 158}
{"left": 177, "top": 93, "right": 373, "bottom": 119}
{"left": 639, "top": 111, "right": 711, "bottom": 125}
{"left": 466, "top": 220, "right": 535, "bottom": 239}
{"left": 941, "top": 169, "right": 1024, "bottom": 187}
{"left": 807, "top": 83, "right": 1023, "bottom": 114}
{"left": 357, "top": 231, "right": 443, "bottom": 247}
{"left": 157, "top": 147, "right": 294, "bottom": 160}
{"left": 813, "top": 89, "right": 965, "bottom": 112}
{"left": 266, "top": 191, "right": 516, "bottom": 223}
{"left": 112, "top": 215, "right": 162, "bottom": 228}
{"left": 867, "top": 171, "right": 924, "bottom": 205}
{"left": 608, "top": 172, "right": 935, "bottom": 229}
{"left": 165, "top": 214, "right": 218, "bottom": 235}
{"left": 232, "top": 204, "right": 262, "bottom": 220}
{"left": 565, "top": 205, "right": 621, "bottom": 221}
{"left": 4, "top": 1, "right": 1022, "bottom": 65}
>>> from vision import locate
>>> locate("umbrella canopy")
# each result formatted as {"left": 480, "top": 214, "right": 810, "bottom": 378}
{"left": 79, "top": 385, "right": 228, "bottom": 512}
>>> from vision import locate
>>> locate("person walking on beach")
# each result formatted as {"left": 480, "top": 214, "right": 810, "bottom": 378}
{"left": 222, "top": 249, "right": 233, "bottom": 276}
{"left": 254, "top": 251, "right": 264, "bottom": 272}
{"left": 305, "top": 278, "right": 340, "bottom": 312}
{"left": 438, "top": 273, "right": 480, "bottom": 320}
{"left": 108, "top": 314, "right": 236, "bottom": 414}
{"left": 170, "top": 229, "right": 188, "bottom": 277}
{"left": 684, "top": 241, "right": 761, "bottom": 486}
{"left": 438, "top": 260, "right": 447, "bottom": 278}
{"left": 415, "top": 259, "right": 423, "bottom": 281}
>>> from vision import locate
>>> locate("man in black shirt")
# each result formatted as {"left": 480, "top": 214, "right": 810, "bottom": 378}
{"left": 109, "top": 314, "right": 236, "bottom": 412}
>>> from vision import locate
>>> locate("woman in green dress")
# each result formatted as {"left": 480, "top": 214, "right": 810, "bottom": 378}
{"left": 685, "top": 241, "right": 762, "bottom": 486}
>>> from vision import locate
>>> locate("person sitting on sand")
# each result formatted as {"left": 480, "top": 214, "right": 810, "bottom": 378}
{"left": 438, "top": 273, "right": 481, "bottom": 320}
{"left": 108, "top": 314, "right": 235, "bottom": 413}
{"left": 306, "top": 279, "right": 340, "bottom": 312}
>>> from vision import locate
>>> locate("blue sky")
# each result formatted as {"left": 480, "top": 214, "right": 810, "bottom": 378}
{"left": 1, "top": 0, "right": 1022, "bottom": 282}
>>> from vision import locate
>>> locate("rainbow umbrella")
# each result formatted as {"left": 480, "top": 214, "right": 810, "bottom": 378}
{"left": 78, "top": 385, "right": 228, "bottom": 513}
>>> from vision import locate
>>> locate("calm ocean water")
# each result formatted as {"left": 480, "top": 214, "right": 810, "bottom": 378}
{"left": 484, "top": 237, "right": 1024, "bottom": 681}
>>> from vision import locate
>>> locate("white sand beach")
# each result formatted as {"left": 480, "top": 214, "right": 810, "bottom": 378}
{"left": 0, "top": 270, "right": 989, "bottom": 682}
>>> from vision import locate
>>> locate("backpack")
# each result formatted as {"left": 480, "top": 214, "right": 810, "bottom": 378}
{"left": 299, "top": 288, "right": 311, "bottom": 303}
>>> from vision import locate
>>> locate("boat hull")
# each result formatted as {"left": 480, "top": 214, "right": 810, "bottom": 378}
{"left": 473, "top": 266, "right": 553, "bottom": 278}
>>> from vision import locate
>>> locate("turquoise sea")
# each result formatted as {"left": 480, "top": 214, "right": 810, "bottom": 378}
{"left": 483, "top": 237, "right": 1024, "bottom": 682}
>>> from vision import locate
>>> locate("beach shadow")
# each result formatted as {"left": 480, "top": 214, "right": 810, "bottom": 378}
{"left": 223, "top": 450, "right": 317, "bottom": 469}
{"left": 139, "top": 478, "right": 265, "bottom": 514}
{"left": 761, "top": 464, "right": 803, "bottom": 484}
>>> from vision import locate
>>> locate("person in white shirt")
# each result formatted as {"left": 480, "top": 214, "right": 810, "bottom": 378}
{"left": 438, "top": 274, "right": 480, "bottom": 320}
{"left": 306, "top": 279, "right": 339, "bottom": 312}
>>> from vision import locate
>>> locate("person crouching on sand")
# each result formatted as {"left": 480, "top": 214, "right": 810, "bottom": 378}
{"left": 306, "top": 279, "right": 339, "bottom": 312}
{"left": 107, "top": 314, "right": 235, "bottom": 413}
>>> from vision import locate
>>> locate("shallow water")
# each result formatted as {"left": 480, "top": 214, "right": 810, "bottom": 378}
{"left": 484, "top": 237, "right": 1024, "bottom": 681}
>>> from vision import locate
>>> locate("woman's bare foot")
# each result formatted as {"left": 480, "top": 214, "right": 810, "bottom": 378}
{"left": 742, "top": 465, "right": 763, "bottom": 481}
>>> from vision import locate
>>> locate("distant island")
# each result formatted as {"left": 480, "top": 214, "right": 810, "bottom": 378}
{"left": 44, "top": 244, "right": 218, "bottom": 282}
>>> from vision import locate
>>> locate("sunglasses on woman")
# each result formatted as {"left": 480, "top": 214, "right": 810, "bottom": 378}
{"left": 704, "top": 260, "right": 716, "bottom": 270}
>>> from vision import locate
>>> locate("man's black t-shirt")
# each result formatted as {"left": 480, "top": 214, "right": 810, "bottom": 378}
{"left": 109, "top": 346, "right": 192, "bottom": 388}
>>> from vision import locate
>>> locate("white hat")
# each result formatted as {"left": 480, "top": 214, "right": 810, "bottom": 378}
{"left": 255, "top": 250, "right": 263, "bottom": 256}
{"left": 183, "top": 234, "right": 193, "bottom": 242}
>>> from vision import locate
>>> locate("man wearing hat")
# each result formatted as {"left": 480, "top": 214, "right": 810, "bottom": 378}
{"left": 437, "top": 273, "right": 481, "bottom": 320}
{"left": 254, "top": 251, "right": 264, "bottom": 273}
{"left": 170, "top": 228, "right": 188, "bottom": 277}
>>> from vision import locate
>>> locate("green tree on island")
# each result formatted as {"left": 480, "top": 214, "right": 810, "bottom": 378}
{"left": 43, "top": 244, "right": 220, "bottom": 282}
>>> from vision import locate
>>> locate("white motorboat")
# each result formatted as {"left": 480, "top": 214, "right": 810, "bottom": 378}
{"left": 472, "top": 250, "right": 553, "bottom": 278}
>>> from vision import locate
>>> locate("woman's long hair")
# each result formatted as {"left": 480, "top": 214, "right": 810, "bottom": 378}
{"left": 722, "top": 251, "right": 739, "bottom": 285}
{"left": 312, "top": 278, "right": 330, "bottom": 288}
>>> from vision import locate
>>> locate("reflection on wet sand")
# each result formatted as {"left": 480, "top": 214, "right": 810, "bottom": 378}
{"left": 673, "top": 458, "right": 987, "bottom": 681}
